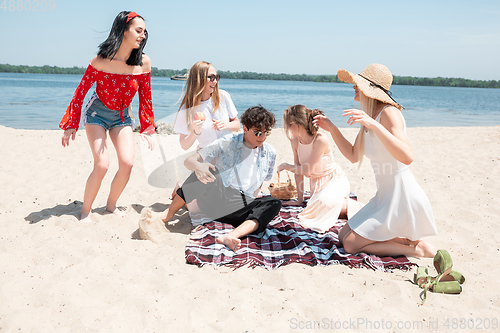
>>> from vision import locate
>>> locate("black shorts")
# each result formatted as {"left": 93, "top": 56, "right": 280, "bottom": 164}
{"left": 177, "top": 168, "right": 281, "bottom": 234}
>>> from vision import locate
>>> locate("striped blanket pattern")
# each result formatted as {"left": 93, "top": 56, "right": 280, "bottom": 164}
{"left": 185, "top": 202, "right": 415, "bottom": 271}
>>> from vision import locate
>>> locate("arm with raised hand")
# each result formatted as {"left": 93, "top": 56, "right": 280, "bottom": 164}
{"left": 313, "top": 114, "right": 361, "bottom": 163}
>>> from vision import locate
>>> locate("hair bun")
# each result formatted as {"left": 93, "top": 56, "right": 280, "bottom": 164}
{"left": 308, "top": 109, "right": 323, "bottom": 125}
{"left": 311, "top": 109, "right": 324, "bottom": 118}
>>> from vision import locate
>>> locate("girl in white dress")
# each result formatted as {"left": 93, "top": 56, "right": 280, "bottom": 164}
{"left": 313, "top": 64, "right": 438, "bottom": 258}
{"left": 277, "top": 105, "right": 362, "bottom": 233}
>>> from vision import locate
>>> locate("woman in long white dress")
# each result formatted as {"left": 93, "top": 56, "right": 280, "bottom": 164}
{"left": 313, "top": 64, "right": 438, "bottom": 258}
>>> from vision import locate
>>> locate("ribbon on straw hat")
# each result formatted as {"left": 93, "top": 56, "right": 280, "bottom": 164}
{"left": 337, "top": 64, "right": 403, "bottom": 110}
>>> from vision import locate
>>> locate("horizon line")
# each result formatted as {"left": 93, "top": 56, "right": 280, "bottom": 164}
{"left": 0, "top": 63, "right": 499, "bottom": 83}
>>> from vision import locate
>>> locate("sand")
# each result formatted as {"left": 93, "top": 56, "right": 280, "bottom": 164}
{"left": 0, "top": 124, "right": 499, "bottom": 332}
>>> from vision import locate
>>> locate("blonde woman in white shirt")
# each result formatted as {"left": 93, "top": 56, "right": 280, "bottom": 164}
{"left": 174, "top": 60, "right": 240, "bottom": 150}
{"left": 172, "top": 61, "right": 240, "bottom": 198}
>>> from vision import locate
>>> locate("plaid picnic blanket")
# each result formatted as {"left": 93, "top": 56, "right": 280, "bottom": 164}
{"left": 185, "top": 199, "right": 416, "bottom": 272}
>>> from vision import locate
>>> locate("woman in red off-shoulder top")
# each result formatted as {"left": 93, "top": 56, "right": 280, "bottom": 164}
{"left": 60, "top": 11, "right": 155, "bottom": 222}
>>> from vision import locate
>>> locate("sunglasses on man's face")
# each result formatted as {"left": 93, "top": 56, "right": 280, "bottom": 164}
{"left": 250, "top": 128, "right": 272, "bottom": 137}
{"left": 207, "top": 74, "right": 220, "bottom": 82}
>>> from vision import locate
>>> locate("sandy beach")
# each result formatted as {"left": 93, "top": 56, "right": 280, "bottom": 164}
{"left": 0, "top": 124, "right": 499, "bottom": 332}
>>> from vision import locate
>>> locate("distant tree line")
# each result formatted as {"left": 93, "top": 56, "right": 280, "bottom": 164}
{"left": 150, "top": 67, "right": 188, "bottom": 78}
{"left": 393, "top": 76, "right": 500, "bottom": 88}
{"left": 1, "top": 63, "right": 499, "bottom": 88}
{"left": 217, "top": 70, "right": 342, "bottom": 83}
{"left": 0, "top": 64, "right": 86, "bottom": 75}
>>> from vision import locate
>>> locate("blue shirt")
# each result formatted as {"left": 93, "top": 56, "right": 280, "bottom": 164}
{"left": 198, "top": 132, "right": 276, "bottom": 197}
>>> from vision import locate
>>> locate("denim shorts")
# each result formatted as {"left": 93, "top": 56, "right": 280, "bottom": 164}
{"left": 84, "top": 95, "right": 132, "bottom": 131}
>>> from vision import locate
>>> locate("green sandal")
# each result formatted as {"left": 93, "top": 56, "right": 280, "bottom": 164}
{"left": 416, "top": 265, "right": 463, "bottom": 305}
{"left": 419, "top": 279, "right": 462, "bottom": 304}
{"left": 416, "top": 267, "right": 465, "bottom": 286}
{"left": 416, "top": 266, "right": 430, "bottom": 286}
{"left": 416, "top": 266, "right": 432, "bottom": 304}
{"left": 433, "top": 249, "right": 453, "bottom": 282}
{"left": 432, "top": 281, "right": 462, "bottom": 294}
{"left": 440, "top": 270, "right": 466, "bottom": 284}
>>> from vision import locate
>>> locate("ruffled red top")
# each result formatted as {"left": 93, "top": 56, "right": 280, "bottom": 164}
{"left": 59, "top": 63, "right": 155, "bottom": 134}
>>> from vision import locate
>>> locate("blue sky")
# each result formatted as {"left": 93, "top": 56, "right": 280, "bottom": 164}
{"left": 2, "top": 0, "right": 499, "bottom": 80}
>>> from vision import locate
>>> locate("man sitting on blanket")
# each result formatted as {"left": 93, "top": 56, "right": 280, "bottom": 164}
{"left": 141, "top": 106, "right": 282, "bottom": 251}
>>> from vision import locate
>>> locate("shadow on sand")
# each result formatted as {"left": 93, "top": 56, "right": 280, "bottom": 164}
{"left": 25, "top": 200, "right": 83, "bottom": 224}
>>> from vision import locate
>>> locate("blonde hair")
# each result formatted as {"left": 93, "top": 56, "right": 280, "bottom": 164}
{"left": 283, "top": 105, "right": 324, "bottom": 141}
{"left": 357, "top": 92, "right": 378, "bottom": 166}
{"left": 178, "top": 61, "right": 221, "bottom": 130}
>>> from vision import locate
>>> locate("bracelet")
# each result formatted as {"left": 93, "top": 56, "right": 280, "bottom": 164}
{"left": 193, "top": 130, "right": 200, "bottom": 135}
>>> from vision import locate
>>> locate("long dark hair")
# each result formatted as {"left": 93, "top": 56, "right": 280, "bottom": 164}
{"left": 97, "top": 11, "right": 148, "bottom": 66}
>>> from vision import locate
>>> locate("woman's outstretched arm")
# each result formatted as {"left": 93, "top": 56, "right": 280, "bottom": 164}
{"left": 313, "top": 115, "right": 361, "bottom": 163}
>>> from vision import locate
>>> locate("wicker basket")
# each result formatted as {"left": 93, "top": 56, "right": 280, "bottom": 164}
{"left": 268, "top": 171, "right": 297, "bottom": 200}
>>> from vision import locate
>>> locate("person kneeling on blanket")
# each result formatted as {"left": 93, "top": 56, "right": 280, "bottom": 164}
{"left": 143, "top": 106, "right": 282, "bottom": 251}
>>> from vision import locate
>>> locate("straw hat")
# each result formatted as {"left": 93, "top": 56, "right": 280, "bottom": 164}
{"left": 337, "top": 64, "right": 403, "bottom": 110}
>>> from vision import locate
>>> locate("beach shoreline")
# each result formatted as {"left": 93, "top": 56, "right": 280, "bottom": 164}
{"left": 0, "top": 125, "right": 499, "bottom": 332}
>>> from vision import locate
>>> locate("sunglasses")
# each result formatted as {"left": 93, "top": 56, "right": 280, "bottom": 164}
{"left": 250, "top": 128, "right": 272, "bottom": 137}
{"left": 207, "top": 74, "right": 220, "bottom": 82}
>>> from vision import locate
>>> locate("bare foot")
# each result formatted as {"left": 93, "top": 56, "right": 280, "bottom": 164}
{"left": 107, "top": 206, "right": 127, "bottom": 218}
{"left": 415, "top": 240, "right": 438, "bottom": 258}
{"left": 216, "top": 234, "right": 242, "bottom": 251}
{"left": 158, "top": 210, "right": 169, "bottom": 223}
{"left": 80, "top": 211, "right": 93, "bottom": 223}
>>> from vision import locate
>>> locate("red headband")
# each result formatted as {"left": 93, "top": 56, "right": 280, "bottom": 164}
{"left": 126, "top": 12, "right": 140, "bottom": 23}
